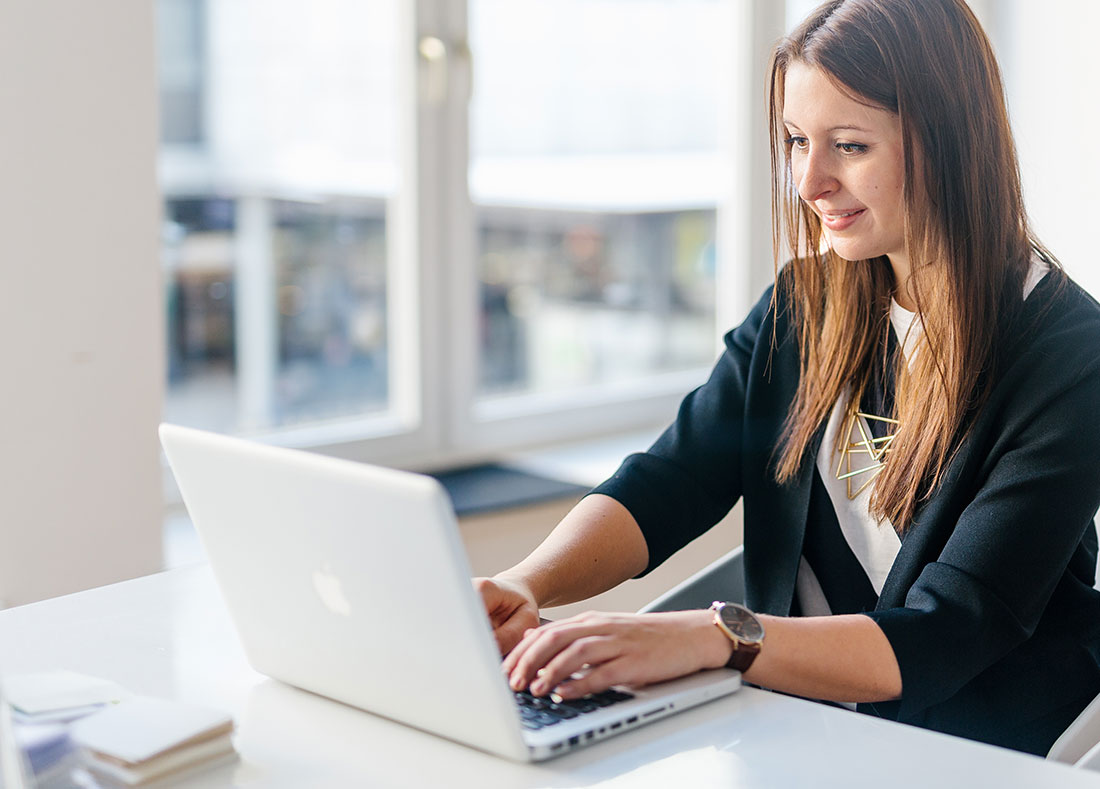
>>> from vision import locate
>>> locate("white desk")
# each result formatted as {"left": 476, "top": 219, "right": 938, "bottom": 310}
{"left": 0, "top": 565, "right": 1094, "bottom": 788}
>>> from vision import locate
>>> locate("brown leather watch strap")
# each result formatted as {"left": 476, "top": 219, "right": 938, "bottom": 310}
{"left": 725, "top": 640, "right": 761, "bottom": 672}
{"left": 711, "top": 601, "right": 765, "bottom": 674}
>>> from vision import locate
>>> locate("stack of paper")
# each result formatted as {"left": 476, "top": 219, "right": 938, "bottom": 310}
{"left": 3, "top": 671, "right": 129, "bottom": 724}
{"left": 71, "top": 698, "right": 236, "bottom": 786}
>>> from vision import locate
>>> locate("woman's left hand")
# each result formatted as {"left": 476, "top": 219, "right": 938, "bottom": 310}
{"left": 502, "top": 609, "right": 732, "bottom": 699}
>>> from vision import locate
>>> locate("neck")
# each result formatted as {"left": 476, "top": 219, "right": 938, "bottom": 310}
{"left": 887, "top": 253, "right": 917, "bottom": 311}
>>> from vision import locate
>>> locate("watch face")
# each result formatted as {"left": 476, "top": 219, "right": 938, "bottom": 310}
{"left": 719, "top": 604, "right": 765, "bottom": 644}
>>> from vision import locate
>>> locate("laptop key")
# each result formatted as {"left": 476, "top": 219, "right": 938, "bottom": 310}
{"left": 520, "top": 711, "right": 564, "bottom": 730}
{"left": 560, "top": 698, "right": 600, "bottom": 713}
{"left": 514, "top": 685, "right": 633, "bottom": 728}
{"left": 547, "top": 704, "right": 579, "bottom": 719}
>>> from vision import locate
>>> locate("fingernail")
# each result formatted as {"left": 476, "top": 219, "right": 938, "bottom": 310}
{"left": 510, "top": 674, "right": 522, "bottom": 690}
{"left": 531, "top": 680, "right": 546, "bottom": 695}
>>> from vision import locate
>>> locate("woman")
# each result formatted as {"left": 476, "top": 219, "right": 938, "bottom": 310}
{"left": 477, "top": 0, "right": 1100, "bottom": 756}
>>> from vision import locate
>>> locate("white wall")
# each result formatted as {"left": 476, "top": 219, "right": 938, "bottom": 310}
{"left": 995, "top": 0, "right": 1100, "bottom": 299}
{"left": 0, "top": 1, "right": 163, "bottom": 606}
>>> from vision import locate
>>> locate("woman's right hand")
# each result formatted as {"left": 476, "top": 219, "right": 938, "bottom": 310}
{"left": 474, "top": 575, "right": 540, "bottom": 655}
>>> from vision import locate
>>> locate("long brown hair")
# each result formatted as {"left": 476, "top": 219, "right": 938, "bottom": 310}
{"left": 770, "top": 0, "right": 1060, "bottom": 529}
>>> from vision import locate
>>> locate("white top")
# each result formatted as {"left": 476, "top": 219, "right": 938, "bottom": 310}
{"left": 798, "top": 257, "right": 1051, "bottom": 618}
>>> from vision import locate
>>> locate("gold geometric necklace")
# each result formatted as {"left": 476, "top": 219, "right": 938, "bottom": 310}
{"left": 835, "top": 405, "right": 900, "bottom": 499}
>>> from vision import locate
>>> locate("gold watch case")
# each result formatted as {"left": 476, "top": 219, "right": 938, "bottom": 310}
{"left": 710, "top": 601, "right": 765, "bottom": 646}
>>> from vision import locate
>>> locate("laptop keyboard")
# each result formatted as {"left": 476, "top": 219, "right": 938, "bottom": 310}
{"left": 513, "top": 688, "right": 635, "bottom": 730}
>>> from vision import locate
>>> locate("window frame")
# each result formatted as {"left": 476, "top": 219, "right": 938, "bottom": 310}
{"left": 158, "top": 0, "right": 786, "bottom": 477}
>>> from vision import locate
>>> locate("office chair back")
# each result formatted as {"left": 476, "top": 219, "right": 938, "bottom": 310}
{"left": 638, "top": 546, "right": 745, "bottom": 614}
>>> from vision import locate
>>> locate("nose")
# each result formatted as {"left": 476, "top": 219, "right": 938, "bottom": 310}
{"left": 795, "top": 146, "right": 838, "bottom": 203}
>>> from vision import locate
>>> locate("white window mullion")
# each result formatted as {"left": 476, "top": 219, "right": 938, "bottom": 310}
{"left": 390, "top": 0, "right": 449, "bottom": 463}
{"left": 434, "top": 0, "right": 483, "bottom": 463}
{"left": 718, "top": 0, "right": 787, "bottom": 339}
{"left": 327, "top": 0, "right": 454, "bottom": 467}
{"left": 284, "top": 0, "right": 481, "bottom": 472}
{"left": 233, "top": 194, "right": 278, "bottom": 432}
{"left": 289, "top": 0, "right": 455, "bottom": 468}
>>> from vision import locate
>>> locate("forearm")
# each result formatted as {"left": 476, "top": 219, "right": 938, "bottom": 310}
{"left": 496, "top": 494, "right": 649, "bottom": 608}
{"left": 506, "top": 607, "right": 903, "bottom": 703}
{"left": 740, "top": 613, "right": 902, "bottom": 703}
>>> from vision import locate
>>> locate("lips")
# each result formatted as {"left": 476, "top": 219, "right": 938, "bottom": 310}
{"left": 820, "top": 208, "right": 866, "bottom": 231}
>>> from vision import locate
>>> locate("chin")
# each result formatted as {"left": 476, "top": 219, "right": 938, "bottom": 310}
{"left": 827, "top": 245, "right": 866, "bottom": 262}
{"left": 825, "top": 240, "right": 885, "bottom": 263}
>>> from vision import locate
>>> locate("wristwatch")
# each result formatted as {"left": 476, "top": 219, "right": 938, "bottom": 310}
{"left": 709, "top": 601, "right": 765, "bottom": 673}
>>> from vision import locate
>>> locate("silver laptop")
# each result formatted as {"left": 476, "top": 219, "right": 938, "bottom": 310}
{"left": 159, "top": 423, "right": 741, "bottom": 761}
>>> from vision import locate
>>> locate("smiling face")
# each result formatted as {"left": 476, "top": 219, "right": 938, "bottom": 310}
{"left": 783, "top": 61, "right": 910, "bottom": 286}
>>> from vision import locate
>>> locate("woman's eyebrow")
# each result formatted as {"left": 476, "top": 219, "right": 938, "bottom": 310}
{"left": 781, "top": 120, "right": 874, "bottom": 134}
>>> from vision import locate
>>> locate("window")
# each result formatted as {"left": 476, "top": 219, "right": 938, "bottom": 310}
{"left": 156, "top": 1, "right": 780, "bottom": 469}
{"left": 470, "top": 1, "right": 723, "bottom": 400}
{"left": 159, "top": 0, "right": 397, "bottom": 436}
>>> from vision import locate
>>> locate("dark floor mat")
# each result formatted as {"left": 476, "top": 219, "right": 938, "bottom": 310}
{"left": 429, "top": 464, "right": 589, "bottom": 516}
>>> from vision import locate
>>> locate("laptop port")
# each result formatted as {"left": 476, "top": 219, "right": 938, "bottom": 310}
{"left": 585, "top": 731, "right": 594, "bottom": 740}
{"left": 642, "top": 706, "right": 667, "bottom": 719}
{"left": 610, "top": 722, "right": 621, "bottom": 730}
{"left": 551, "top": 743, "right": 563, "bottom": 751}
{"left": 626, "top": 716, "right": 638, "bottom": 724}
{"left": 568, "top": 736, "right": 580, "bottom": 746}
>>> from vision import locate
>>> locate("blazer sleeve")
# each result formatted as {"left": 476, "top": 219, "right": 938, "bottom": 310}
{"left": 866, "top": 339, "right": 1100, "bottom": 720}
{"left": 590, "top": 283, "right": 775, "bottom": 576}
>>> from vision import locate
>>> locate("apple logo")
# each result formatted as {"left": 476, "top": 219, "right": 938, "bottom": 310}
{"left": 312, "top": 564, "right": 352, "bottom": 617}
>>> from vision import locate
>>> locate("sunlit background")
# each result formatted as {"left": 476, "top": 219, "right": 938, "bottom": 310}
{"left": 3, "top": 0, "right": 1097, "bottom": 607}
{"left": 156, "top": 0, "right": 1100, "bottom": 446}
{"left": 157, "top": 0, "right": 726, "bottom": 438}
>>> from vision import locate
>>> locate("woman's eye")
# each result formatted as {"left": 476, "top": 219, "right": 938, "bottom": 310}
{"left": 784, "top": 136, "right": 809, "bottom": 151}
{"left": 836, "top": 142, "right": 867, "bottom": 154}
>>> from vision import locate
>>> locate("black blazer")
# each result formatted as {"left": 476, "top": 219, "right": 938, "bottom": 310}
{"left": 593, "top": 269, "right": 1100, "bottom": 755}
